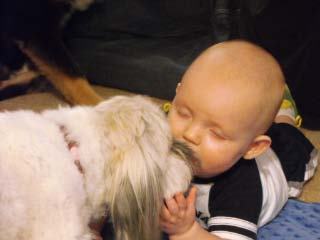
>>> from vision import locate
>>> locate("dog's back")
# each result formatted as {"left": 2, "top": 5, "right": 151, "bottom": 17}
{"left": 0, "top": 111, "right": 91, "bottom": 240}
{"left": 0, "top": 96, "right": 193, "bottom": 240}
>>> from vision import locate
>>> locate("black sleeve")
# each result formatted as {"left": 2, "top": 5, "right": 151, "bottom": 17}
{"left": 208, "top": 159, "right": 263, "bottom": 240}
{"left": 267, "top": 123, "right": 317, "bottom": 182}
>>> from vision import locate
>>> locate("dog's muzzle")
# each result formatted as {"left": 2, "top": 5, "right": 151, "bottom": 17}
{"left": 171, "top": 140, "right": 199, "bottom": 173}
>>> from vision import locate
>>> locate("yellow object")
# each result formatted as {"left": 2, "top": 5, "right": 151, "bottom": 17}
{"left": 162, "top": 102, "right": 172, "bottom": 113}
{"left": 295, "top": 115, "right": 302, "bottom": 128}
{"left": 282, "top": 85, "right": 302, "bottom": 127}
{"left": 281, "top": 99, "right": 293, "bottom": 110}
{"left": 279, "top": 98, "right": 302, "bottom": 127}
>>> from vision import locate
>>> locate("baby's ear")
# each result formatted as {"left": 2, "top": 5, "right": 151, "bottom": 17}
{"left": 243, "top": 135, "right": 271, "bottom": 160}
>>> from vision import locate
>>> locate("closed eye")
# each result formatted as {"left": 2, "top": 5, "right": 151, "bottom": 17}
{"left": 176, "top": 107, "right": 191, "bottom": 118}
{"left": 209, "top": 129, "right": 225, "bottom": 140}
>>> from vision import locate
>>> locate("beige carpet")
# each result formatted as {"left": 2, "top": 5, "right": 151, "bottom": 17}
{"left": 0, "top": 86, "right": 319, "bottom": 202}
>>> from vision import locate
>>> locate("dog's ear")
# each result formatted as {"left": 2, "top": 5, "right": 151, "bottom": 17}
{"left": 101, "top": 97, "right": 166, "bottom": 240}
{"left": 106, "top": 135, "right": 164, "bottom": 240}
{"left": 107, "top": 145, "right": 163, "bottom": 240}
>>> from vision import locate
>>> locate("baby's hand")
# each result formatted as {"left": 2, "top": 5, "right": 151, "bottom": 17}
{"left": 160, "top": 186, "right": 197, "bottom": 236}
{"left": 89, "top": 229, "right": 103, "bottom": 240}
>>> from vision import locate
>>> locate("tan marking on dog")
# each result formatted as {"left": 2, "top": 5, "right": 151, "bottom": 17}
{"left": 0, "top": 66, "right": 39, "bottom": 90}
{"left": 19, "top": 46, "right": 102, "bottom": 105}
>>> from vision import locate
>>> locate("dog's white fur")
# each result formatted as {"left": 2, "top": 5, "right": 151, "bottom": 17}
{"left": 0, "top": 95, "right": 192, "bottom": 240}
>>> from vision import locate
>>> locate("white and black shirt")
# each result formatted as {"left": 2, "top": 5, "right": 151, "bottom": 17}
{"left": 193, "top": 123, "right": 319, "bottom": 240}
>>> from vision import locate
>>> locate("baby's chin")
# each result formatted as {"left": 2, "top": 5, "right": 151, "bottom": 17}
{"left": 194, "top": 167, "right": 221, "bottom": 179}
{"left": 194, "top": 169, "right": 212, "bottom": 178}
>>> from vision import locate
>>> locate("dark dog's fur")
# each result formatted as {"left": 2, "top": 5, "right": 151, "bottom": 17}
{"left": 0, "top": 0, "right": 102, "bottom": 105}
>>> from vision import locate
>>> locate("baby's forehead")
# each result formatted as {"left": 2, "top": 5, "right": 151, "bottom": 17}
{"left": 177, "top": 81, "right": 259, "bottom": 127}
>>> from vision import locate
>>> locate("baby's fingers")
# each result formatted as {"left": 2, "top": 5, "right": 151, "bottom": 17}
{"left": 160, "top": 204, "right": 177, "bottom": 224}
{"left": 175, "top": 192, "right": 187, "bottom": 218}
{"left": 175, "top": 192, "right": 187, "bottom": 210}
{"left": 186, "top": 187, "right": 197, "bottom": 207}
{"left": 165, "top": 197, "right": 180, "bottom": 216}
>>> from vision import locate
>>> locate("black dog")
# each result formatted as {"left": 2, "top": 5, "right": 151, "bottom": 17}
{"left": 0, "top": 0, "right": 102, "bottom": 104}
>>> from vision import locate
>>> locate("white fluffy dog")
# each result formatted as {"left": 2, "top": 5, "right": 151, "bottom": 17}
{"left": 0, "top": 95, "right": 193, "bottom": 240}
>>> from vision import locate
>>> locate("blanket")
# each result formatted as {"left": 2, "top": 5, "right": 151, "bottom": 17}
{"left": 258, "top": 199, "right": 320, "bottom": 240}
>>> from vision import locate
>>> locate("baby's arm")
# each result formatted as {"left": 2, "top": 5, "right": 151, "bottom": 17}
{"left": 160, "top": 187, "right": 222, "bottom": 240}
{"left": 274, "top": 114, "right": 295, "bottom": 126}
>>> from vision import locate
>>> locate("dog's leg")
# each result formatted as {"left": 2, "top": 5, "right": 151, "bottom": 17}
{"left": 0, "top": 64, "right": 39, "bottom": 90}
{"left": 18, "top": 38, "right": 102, "bottom": 105}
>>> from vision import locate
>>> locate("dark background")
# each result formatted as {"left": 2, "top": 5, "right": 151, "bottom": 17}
{"left": 64, "top": 0, "right": 320, "bottom": 129}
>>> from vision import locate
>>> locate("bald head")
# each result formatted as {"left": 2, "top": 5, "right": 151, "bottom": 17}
{"left": 182, "top": 40, "right": 285, "bottom": 135}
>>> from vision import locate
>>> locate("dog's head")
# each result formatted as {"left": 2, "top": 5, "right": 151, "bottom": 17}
{"left": 95, "top": 95, "right": 193, "bottom": 240}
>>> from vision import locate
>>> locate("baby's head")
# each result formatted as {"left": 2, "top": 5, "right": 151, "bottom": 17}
{"left": 169, "top": 40, "right": 285, "bottom": 178}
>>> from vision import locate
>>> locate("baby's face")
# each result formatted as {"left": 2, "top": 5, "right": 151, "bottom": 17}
{"left": 169, "top": 74, "right": 257, "bottom": 178}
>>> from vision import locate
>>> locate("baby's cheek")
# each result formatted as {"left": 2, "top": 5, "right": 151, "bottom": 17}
{"left": 201, "top": 136, "right": 221, "bottom": 157}
{"left": 168, "top": 114, "right": 184, "bottom": 138}
{"left": 200, "top": 141, "right": 231, "bottom": 168}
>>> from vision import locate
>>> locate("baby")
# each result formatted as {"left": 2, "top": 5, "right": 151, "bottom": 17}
{"left": 160, "top": 40, "right": 319, "bottom": 240}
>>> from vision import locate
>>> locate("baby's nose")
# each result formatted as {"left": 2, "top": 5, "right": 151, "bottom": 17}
{"left": 183, "top": 124, "right": 201, "bottom": 145}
